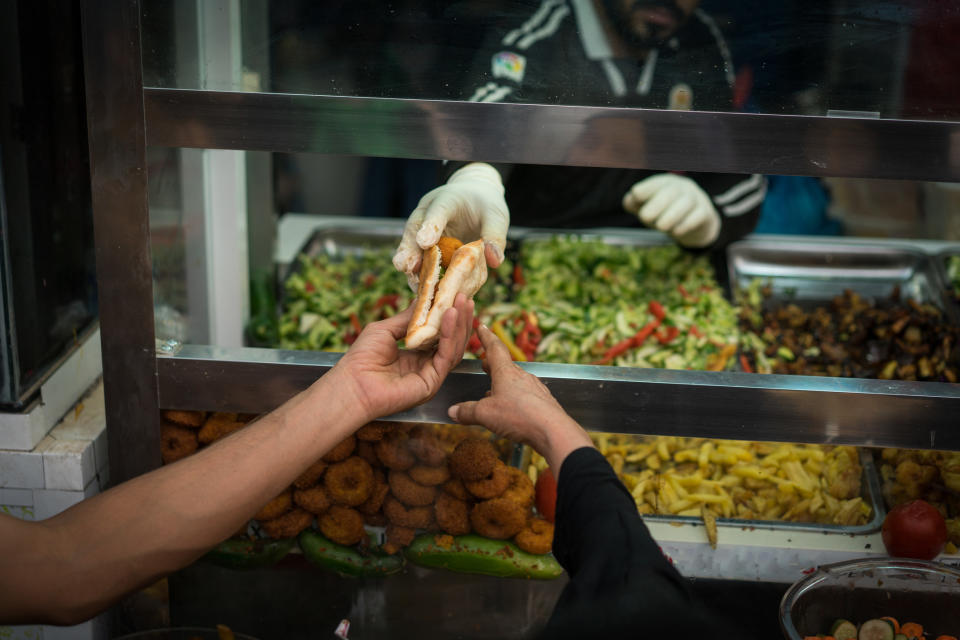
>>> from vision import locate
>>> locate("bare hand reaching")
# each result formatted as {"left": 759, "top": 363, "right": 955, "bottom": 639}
{"left": 447, "top": 323, "right": 593, "bottom": 475}
{"left": 327, "top": 294, "right": 474, "bottom": 423}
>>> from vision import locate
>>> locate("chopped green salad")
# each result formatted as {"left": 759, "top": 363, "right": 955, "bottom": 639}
{"left": 278, "top": 249, "right": 413, "bottom": 352}
{"left": 478, "top": 238, "right": 739, "bottom": 370}
{"left": 948, "top": 254, "right": 960, "bottom": 297}
{"left": 274, "top": 237, "right": 740, "bottom": 371}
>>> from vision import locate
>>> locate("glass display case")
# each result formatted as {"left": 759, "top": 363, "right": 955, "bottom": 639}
{"left": 0, "top": 0, "right": 98, "bottom": 409}
{"left": 81, "top": 1, "right": 960, "bottom": 636}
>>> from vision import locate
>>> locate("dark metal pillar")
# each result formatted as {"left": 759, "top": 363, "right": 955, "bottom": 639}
{"left": 81, "top": 0, "right": 160, "bottom": 484}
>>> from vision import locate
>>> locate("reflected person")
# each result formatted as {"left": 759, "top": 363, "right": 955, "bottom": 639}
{"left": 394, "top": 0, "right": 767, "bottom": 282}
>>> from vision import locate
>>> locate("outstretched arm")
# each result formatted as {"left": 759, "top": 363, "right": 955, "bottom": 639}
{"left": 0, "top": 296, "right": 473, "bottom": 625}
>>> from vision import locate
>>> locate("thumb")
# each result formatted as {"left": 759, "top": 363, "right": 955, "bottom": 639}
{"left": 480, "top": 209, "right": 509, "bottom": 268}
{"left": 394, "top": 207, "right": 427, "bottom": 275}
{"left": 416, "top": 190, "right": 459, "bottom": 249}
{"left": 448, "top": 399, "right": 485, "bottom": 425}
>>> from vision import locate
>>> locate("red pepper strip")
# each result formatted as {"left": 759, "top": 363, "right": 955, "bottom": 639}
{"left": 593, "top": 318, "right": 662, "bottom": 365}
{"left": 648, "top": 300, "right": 666, "bottom": 321}
{"left": 633, "top": 318, "right": 662, "bottom": 346}
{"left": 678, "top": 285, "right": 698, "bottom": 302}
{"left": 472, "top": 317, "right": 480, "bottom": 330}
{"left": 689, "top": 326, "right": 704, "bottom": 339}
{"left": 739, "top": 354, "right": 754, "bottom": 374}
{"left": 656, "top": 326, "right": 680, "bottom": 345}
{"left": 467, "top": 333, "right": 483, "bottom": 354}
{"left": 516, "top": 338, "right": 536, "bottom": 361}
{"left": 593, "top": 337, "right": 636, "bottom": 365}
{"left": 350, "top": 313, "right": 362, "bottom": 335}
{"left": 305, "top": 282, "right": 316, "bottom": 293}
{"left": 363, "top": 274, "right": 376, "bottom": 288}
{"left": 513, "top": 264, "right": 526, "bottom": 287}
{"left": 373, "top": 294, "right": 399, "bottom": 310}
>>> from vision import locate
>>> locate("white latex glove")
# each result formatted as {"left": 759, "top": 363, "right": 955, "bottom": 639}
{"left": 622, "top": 174, "right": 721, "bottom": 248}
{"left": 393, "top": 163, "right": 510, "bottom": 289}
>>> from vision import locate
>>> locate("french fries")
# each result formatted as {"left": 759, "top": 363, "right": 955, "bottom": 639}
{"left": 528, "top": 435, "right": 872, "bottom": 528}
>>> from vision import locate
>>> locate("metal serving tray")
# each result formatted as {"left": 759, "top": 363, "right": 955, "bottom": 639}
{"left": 727, "top": 239, "right": 952, "bottom": 314}
{"left": 284, "top": 223, "right": 672, "bottom": 278}
{"left": 282, "top": 221, "right": 533, "bottom": 284}
{"left": 632, "top": 448, "right": 885, "bottom": 535}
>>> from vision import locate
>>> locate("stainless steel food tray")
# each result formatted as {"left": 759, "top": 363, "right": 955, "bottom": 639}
{"left": 516, "top": 443, "right": 885, "bottom": 535}
{"left": 282, "top": 223, "right": 674, "bottom": 293}
{"left": 628, "top": 448, "right": 885, "bottom": 535}
{"left": 727, "top": 239, "right": 953, "bottom": 316}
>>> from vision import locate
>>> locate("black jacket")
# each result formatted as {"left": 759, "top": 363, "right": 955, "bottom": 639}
{"left": 447, "top": 0, "right": 765, "bottom": 248}
{"left": 541, "top": 447, "right": 743, "bottom": 638}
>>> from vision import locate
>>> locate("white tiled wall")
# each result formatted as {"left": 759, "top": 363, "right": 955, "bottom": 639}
{"left": 0, "top": 329, "right": 102, "bottom": 451}
{"left": 0, "top": 381, "right": 109, "bottom": 640}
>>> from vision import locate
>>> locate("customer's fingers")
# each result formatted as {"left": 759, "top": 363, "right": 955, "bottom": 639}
{"left": 448, "top": 398, "right": 492, "bottom": 427}
{"left": 476, "top": 324, "right": 516, "bottom": 377}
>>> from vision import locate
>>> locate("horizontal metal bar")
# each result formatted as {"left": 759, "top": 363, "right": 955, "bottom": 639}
{"left": 158, "top": 345, "right": 960, "bottom": 450}
{"left": 143, "top": 88, "right": 960, "bottom": 182}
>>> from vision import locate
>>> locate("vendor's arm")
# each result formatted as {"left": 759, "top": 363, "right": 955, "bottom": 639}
{"left": 448, "top": 325, "right": 741, "bottom": 637}
{"left": 0, "top": 296, "right": 473, "bottom": 625}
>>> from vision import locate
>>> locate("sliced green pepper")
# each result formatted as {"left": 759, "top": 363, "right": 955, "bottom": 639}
{"left": 405, "top": 534, "right": 564, "bottom": 580}
{"left": 298, "top": 529, "right": 404, "bottom": 578}
{"left": 776, "top": 346, "right": 796, "bottom": 361}
{"left": 202, "top": 536, "right": 296, "bottom": 570}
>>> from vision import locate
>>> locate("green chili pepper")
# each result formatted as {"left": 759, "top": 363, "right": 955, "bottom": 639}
{"left": 776, "top": 346, "right": 796, "bottom": 361}
{"left": 404, "top": 534, "right": 563, "bottom": 580}
{"left": 298, "top": 529, "right": 404, "bottom": 578}
{"left": 202, "top": 536, "right": 296, "bottom": 570}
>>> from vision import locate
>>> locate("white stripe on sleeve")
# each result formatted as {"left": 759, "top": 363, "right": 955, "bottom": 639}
{"left": 713, "top": 173, "right": 762, "bottom": 205}
{"left": 693, "top": 9, "right": 735, "bottom": 89}
{"left": 636, "top": 49, "right": 658, "bottom": 96}
{"left": 517, "top": 5, "right": 571, "bottom": 50}
{"left": 479, "top": 85, "right": 514, "bottom": 103}
{"left": 503, "top": 0, "right": 564, "bottom": 46}
{"left": 722, "top": 177, "right": 768, "bottom": 217}
{"left": 601, "top": 59, "right": 627, "bottom": 97}
{"left": 468, "top": 82, "right": 497, "bottom": 102}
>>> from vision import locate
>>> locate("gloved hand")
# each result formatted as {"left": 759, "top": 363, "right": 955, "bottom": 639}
{"left": 393, "top": 163, "right": 510, "bottom": 289}
{"left": 622, "top": 174, "right": 720, "bottom": 248}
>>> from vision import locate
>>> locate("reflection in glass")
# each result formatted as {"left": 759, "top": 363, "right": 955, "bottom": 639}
{"left": 141, "top": 1, "right": 959, "bottom": 122}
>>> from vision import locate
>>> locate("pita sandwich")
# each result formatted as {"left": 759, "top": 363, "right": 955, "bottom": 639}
{"left": 405, "top": 238, "right": 487, "bottom": 350}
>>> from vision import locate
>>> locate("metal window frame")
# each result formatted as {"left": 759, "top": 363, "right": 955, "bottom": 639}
{"left": 83, "top": 2, "right": 960, "bottom": 485}
{"left": 143, "top": 88, "right": 960, "bottom": 182}
{"left": 82, "top": 0, "right": 160, "bottom": 484}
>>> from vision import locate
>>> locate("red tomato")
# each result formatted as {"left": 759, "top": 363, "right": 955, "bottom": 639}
{"left": 881, "top": 499, "right": 948, "bottom": 560}
{"left": 535, "top": 467, "right": 558, "bottom": 523}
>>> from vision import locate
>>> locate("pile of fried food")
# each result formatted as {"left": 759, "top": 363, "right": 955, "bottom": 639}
{"left": 529, "top": 434, "right": 872, "bottom": 532}
{"left": 739, "top": 285, "right": 960, "bottom": 382}
{"left": 878, "top": 448, "right": 960, "bottom": 549}
{"left": 161, "top": 413, "right": 553, "bottom": 556}
{"left": 161, "top": 410, "right": 256, "bottom": 464}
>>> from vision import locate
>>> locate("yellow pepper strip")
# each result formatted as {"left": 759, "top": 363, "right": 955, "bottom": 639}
{"left": 706, "top": 343, "right": 737, "bottom": 371}
{"left": 491, "top": 321, "right": 527, "bottom": 361}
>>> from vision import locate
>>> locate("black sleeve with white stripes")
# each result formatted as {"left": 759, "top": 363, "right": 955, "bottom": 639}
{"left": 688, "top": 172, "right": 767, "bottom": 249}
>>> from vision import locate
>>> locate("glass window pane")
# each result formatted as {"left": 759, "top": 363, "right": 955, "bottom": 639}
{"left": 141, "top": 1, "right": 960, "bottom": 122}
